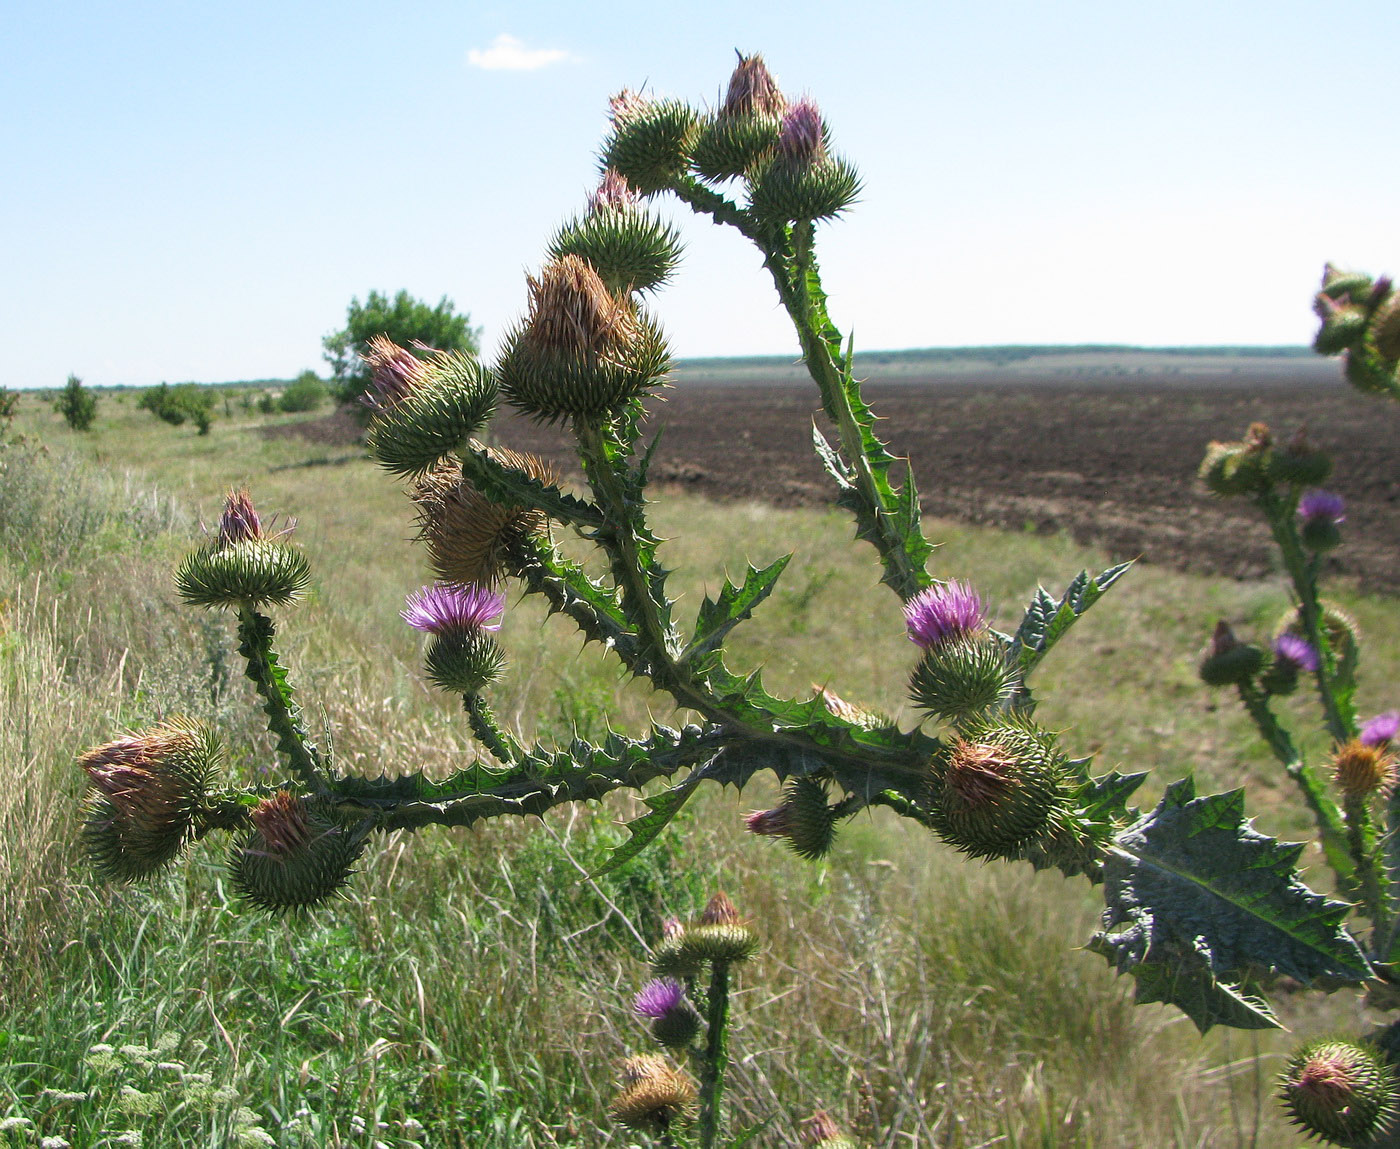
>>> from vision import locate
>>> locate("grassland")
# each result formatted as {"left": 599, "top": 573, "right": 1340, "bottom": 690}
{"left": 2, "top": 392, "right": 1397, "bottom": 1147}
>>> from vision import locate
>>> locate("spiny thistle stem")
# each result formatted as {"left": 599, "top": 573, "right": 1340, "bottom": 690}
{"left": 697, "top": 960, "right": 733, "bottom": 1149}
{"left": 235, "top": 606, "right": 325, "bottom": 792}
{"left": 1259, "top": 490, "right": 1355, "bottom": 743}
{"left": 1343, "top": 793, "right": 1391, "bottom": 940}
{"left": 465, "top": 694, "right": 525, "bottom": 764}
{"left": 1237, "top": 682, "right": 1355, "bottom": 891}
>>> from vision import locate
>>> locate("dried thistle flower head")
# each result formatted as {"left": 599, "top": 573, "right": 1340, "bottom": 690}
{"left": 590, "top": 168, "right": 639, "bottom": 212}
{"left": 1332, "top": 738, "right": 1395, "bottom": 799}
{"left": 608, "top": 87, "right": 650, "bottom": 126}
{"left": 699, "top": 890, "right": 740, "bottom": 926}
{"left": 802, "top": 1110, "right": 858, "bottom": 1148}
{"left": 722, "top": 52, "right": 786, "bottom": 118}
{"left": 523, "top": 254, "right": 632, "bottom": 359}
{"left": 411, "top": 449, "right": 558, "bottom": 586}
{"left": 610, "top": 1054, "right": 697, "bottom": 1131}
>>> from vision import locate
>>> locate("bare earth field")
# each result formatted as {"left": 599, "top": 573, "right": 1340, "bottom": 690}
{"left": 273, "top": 355, "right": 1400, "bottom": 593}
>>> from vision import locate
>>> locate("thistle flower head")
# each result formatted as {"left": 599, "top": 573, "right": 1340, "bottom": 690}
{"left": 1361, "top": 711, "right": 1400, "bottom": 748}
{"left": 1333, "top": 738, "right": 1396, "bottom": 799}
{"left": 744, "top": 776, "right": 840, "bottom": 860}
{"left": 1198, "top": 619, "right": 1264, "bottom": 687}
{"left": 610, "top": 1055, "right": 697, "bottom": 1131}
{"left": 1298, "top": 489, "right": 1346, "bottom": 525}
{"left": 699, "top": 890, "right": 740, "bottom": 926}
{"left": 608, "top": 87, "right": 650, "bottom": 125}
{"left": 778, "top": 99, "right": 827, "bottom": 165}
{"left": 904, "top": 580, "right": 987, "bottom": 649}
{"left": 722, "top": 53, "right": 786, "bottom": 118}
{"left": 1280, "top": 1038, "right": 1400, "bottom": 1146}
{"left": 216, "top": 489, "right": 262, "bottom": 548}
{"left": 249, "top": 790, "right": 315, "bottom": 860}
{"left": 632, "top": 977, "right": 686, "bottom": 1019}
{"left": 361, "top": 334, "right": 432, "bottom": 413}
{"left": 590, "top": 168, "right": 639, "bottom": 212}
{"left": 232, "top": 791, "right": 366, "bottom": 913}
{"left": 802, "top": 1111, "right": 857, "bottom": 1148}
{"left": 744, "top": 804, "right": 792, "bottom": 838}
{"left": 401, "top": 583, "right": 504, "bottom": 635}
{"left": 1272, "top": 633, "right": 1319, "bottom": 674}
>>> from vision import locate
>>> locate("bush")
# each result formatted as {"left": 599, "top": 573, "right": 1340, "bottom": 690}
{"left": 138, "top": 383, "right": 216, "bottom": 435}
{"left": 278, "top": 371, "right": 329, "bottom": 413}
{"left": 55, "top": 373, "right": 97, "bottom": 431}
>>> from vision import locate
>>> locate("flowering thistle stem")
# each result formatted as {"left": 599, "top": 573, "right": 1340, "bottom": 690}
{"left": 696, "top": 960, "right": 733, "bottom": 1149}
{"left": 1259, "top": 490, "right": 1355, "bottom": 743}
{"left": 1342, "top": 793, "right": 1391, "bottom": 940}
{"left": 1236, "top": 682, "right": 1354, "bottom": 891}
{"left": 464, "top": 694, "right": 524, "bottom": 764}
{"left": 235, "top": 606, "right": 325, "bottom": 792}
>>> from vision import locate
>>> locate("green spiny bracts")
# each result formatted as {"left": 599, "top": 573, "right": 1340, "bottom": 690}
{"left": 548, "top": 180, "right": 684, "bottom": 296}
{"left": 79, "top": 720, "right": 221, "bottom": 882}
{"left": 691, "top": 111, "right": 785, "bottom": 181}
{"left": 601, "top": 91, "right": 701, "bottom": 197}
{"left": 176, "top": 541, "right": 312, "bottom": 609}
{"left": 909, "top": 635, "right": 1019, "bottom": 723}
{"left": 362, "top": 337, "right": 497, "bottom": 478}
{"left": 412, "top": 448, "right": 559, "bottom": 586}
{"left": 926, "top": 718, "right": 1069, "bottom": 861}
{"left": 1198, "top": 620, "right": 1265, "bottom": 688}
{"left": 1315, "top": 265, "right": 1376, "bottom": 311}
{"left": 675, "top": 922, "right": 761, "bottom": 966}
{"left": 747, "top": 98, "right": 859, "bottom": 222}
{"left": 649, "top": 932, "right": 703, "bottom": 979}
{"left": 744, "top": 775, "right": 842, "bottom": 860}
{"left": 229, "top": 791, "right": 367, "bottom": 914}
{"left": 1264, "top": 428, "right": 1333, "bottom": 488}
{"left": 1314, "top": 304, "right": 1370, "bottom": 356}
{"left": 495, "top": 254, "right": 672, "bottom": 424}
{"left": 1279, "top": 1038, "right": 1399, "bottom": 1146}
{"left": 1198, "top": 422, "right": 1273, "bottom": 498}
{"left": 1343, "top": 343, "right": 1400, "bottom": 398}
{"left": 1373, "top": 294, "right": 1400, "bottom": 363}
{"left": 424, "top": 629, "right": 505, "bottom": 695}
{"left": 650, "top": 1005, "right": 702, "bottom": 1049}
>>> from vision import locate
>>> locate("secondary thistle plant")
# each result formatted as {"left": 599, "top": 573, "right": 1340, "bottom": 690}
{"left": 72, "top": 52, "right": 1400, "bottom": 1140}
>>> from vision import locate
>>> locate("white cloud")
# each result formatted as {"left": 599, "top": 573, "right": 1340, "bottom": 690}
{"left": 466, "top": 34, "right": 569, "bottom": 72}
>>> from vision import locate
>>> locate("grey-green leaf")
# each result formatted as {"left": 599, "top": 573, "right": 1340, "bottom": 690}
{"left": 1012, "top": 562, "right": 1132, "bottom": 676}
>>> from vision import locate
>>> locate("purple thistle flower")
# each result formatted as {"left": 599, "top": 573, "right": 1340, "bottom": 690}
{"left": 778, "top": 99, "right": 826, "bottom": 165}
{"left": 1361, "top": 712, "right": 1400, "bottom": 748}
{"left": 401, "top": 584, "right": 504, "bottom": 635}
{"left": 589, "top": 169, "right": 638, "bottom": 212}
{"left": 361, "top": 334, "right": 431, "bottom": 413}
{"left": 904, "top": 581, "right": 987, "bottom": 649}
{"left": 1273, "top": 633, "right": 1320, "bottom": 674}
{"left": 217, "top": 489, "right": 263, "bottom": 548}
{"left": 633, "top": 978, "right": 687, "bottom": 1019}
{"left": 1297, "top": 489, "right": 1346, "bottom": 526}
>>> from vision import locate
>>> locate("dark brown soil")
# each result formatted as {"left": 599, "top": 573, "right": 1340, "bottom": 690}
{"left": 268, "top": 367, "right": 1400, "bottom": 593}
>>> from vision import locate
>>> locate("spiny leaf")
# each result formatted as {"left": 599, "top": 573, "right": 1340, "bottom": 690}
{"left": 460, "top": 445, "right": 603, "bottom": 528}
{"left": 1012, "top": 562, "right": 1133, "bottom": 676}
{"left": 1093, "top": 777, "right": 1370, "bottom": 1032}
{"left": 592, "top": 762, "right": 712, "bottom": 876}
{"left": 684, "top": 554, "right": 792, "bottom": 666}
{"left": 1017, "top": 769, "right": 1147, "bottom": 881}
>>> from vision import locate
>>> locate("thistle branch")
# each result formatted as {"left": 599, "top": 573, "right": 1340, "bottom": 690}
{"left": 235, "top": 606, "right": 326, "bottom": 793}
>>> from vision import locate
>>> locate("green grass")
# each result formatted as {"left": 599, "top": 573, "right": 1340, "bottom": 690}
{"left": 3, "top": 400, "right": 1399, "bottom": 1146}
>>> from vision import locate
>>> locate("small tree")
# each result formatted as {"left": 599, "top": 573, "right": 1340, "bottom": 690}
{"left": 55, "top": 374, "right": 97, "bottom": 431}
{"left": 138, "top": 383, "right": 216, "bottom": 435}
{"left": 278, "top": 371, "right": 329, "bottom": 413}
{"left": 322, "top": 290, "right": 480, "bottom": 406}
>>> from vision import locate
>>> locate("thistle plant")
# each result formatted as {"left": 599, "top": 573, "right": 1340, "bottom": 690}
{"left": 73, "top": 53, "right": 1396, "bottom": 1137}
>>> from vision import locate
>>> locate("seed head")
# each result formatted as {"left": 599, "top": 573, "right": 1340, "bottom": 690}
{"left": 722, "top": 53, "right": 786, "bottom": 118}
{"left": 699, "top": 890, "right": 741, "bottom": 926}
{"left": 610, "top": 1055, "right": 697, "bottom": 1131}
{"left": 1361, "top": 712, "right": 1400, "bottom": 748}
{"left": 401, "top": 583, "right": 504, "bottom": 635}
{"left": 904, "top": 580, "right": 987, "bottom": 649}
{"left": 523, "top": 254, "right": 633, "bottom": 359}
{"left": 1333, "top": 739, "right": 1395, "bottom": 799}
{"left": 778, "top": 99, "right": 827, "bottom": 165}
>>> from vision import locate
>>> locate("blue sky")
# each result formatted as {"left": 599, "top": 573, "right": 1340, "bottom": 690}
{"left": 5, "top": 0, "right": 1399, "bottom": 387}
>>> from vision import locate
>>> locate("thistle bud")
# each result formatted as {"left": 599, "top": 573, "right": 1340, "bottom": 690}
{"left": 402, "top": 583, "right": 507, "bottom": 695}
{"left": 229, "top": 791, "right": 366, "bottom": 914}
{"left": 690, "top": 53, "right": 788, "bottom": 181}
{"left": 1264, "top": 427, "right": 1332, "bottom": 488}
{"left": 1297, "top": 489, "right": 1345, "bottom": 552}
{"left": 495, "top": 255, "right": 671, "bottom": 423}
{"left": 361, "top": 336, "right": 498, "bottom": 479}
{"left": 1279, "top": 1038, "right": 1399, "bottom": 1146}
{"left": 548, "top": 172, "right": 684, "bottom": 296}
{"left": 1361, "top": 712, "right": 1400, "bottom": 749}
{"left": 609, "top": 1054, "right": 698, "bottom": 1132}
{"left": 601, "top": 92, "right": 701, "bottom": 196}
{"left": 1198, "top": 423, "right": 1273, "bottom": 498}
{"left": 1274, "top": 602, "right": 1361, "bottom": 687}
{"left": 177, "top": 491, "right": 311, "bottom": 610}
{"left": 1314, "top": 303, "right": 1370, "bottom": 356}
{"left": 1373, "top": 294, "right": 1400, "bottom": 363}
{"left": 79, "top": 720, "right": 219, "bottom": 882}
{"left": 411, "top": 449, "right": 557, "bottom": 586}
{"left": 632, "top": 978, "right": 702, "bottom": 1048}
{"left": 747, "top": 99, "right": 860, "bottom": 223}
{"left": 1332, "top": 739, "right": 1395, "bottom": 800}
{"left": 1260, "top": 633, "right": 1318, "bottom": 696}
{"left": 1318, "top": 265, "right": 1376, "bottom": 307}
{"left": 926, "top": 719, "right": 1069, "bottom": 861}
{"left": 1198, "top": 620, "right": 1264, "bottom": 687}
{"left": 802, "top": 1111, "right": 859, "bottom": 1149}
{"left": 666, "top": 892, "right": 760, "bottom": 967}
{"left": 744, "top": 775, "right": 841, "bottom": 860}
